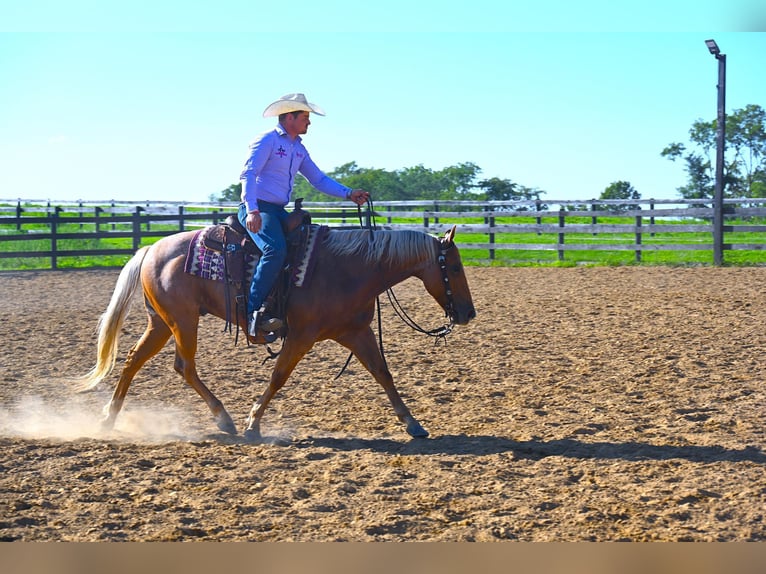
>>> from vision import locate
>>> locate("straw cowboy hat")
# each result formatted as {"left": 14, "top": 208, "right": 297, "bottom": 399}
{"left": 262, "top": 93, "right": 326, "bottom": 118}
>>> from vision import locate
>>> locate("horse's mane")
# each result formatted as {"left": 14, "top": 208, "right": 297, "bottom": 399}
{"left": 323, "top": 229, "right": 438, "bottom": 267}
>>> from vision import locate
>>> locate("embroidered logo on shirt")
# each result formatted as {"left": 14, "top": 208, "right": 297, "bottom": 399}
{"left": 276, "top": 146, "right": 287, "bottom": 158}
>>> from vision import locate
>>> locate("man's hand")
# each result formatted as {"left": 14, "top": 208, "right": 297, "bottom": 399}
{"left": 347, "top": 189, "right": 370, "bottom": 206}
{"left": 246, "top": 210, "right": 262, "bottom": 233}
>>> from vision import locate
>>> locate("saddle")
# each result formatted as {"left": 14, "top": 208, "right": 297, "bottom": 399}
{"left": 197, "top": 199, "right": 314, "bottom": 339}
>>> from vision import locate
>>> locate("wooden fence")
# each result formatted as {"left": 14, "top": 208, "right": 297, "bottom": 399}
{"left": 1, "top": 198, "right": 766, "bottom": 268}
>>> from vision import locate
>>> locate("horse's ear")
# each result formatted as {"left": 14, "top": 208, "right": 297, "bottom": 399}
{"left": 444, "top": 225, "right": 456, "bottom": 244}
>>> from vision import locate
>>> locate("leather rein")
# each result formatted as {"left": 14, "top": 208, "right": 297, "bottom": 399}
{"left": 335, "top": 199, "right": 456, "bottom": 380}
{"left": 384, "top": 241, "right": 456, "bottom": 340}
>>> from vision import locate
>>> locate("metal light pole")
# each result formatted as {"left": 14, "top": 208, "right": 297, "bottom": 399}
{"left": 705, "top": 39, "right": 726, "bottom": 265}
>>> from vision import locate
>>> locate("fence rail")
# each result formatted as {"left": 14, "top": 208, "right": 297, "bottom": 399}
{"left": 2, "top": 198, "right": 766, "bottom": 268}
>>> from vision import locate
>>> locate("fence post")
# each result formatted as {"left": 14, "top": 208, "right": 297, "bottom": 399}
{"left": 635, "top": 214, "right": 642, "bottom": 263}
{"left": 591, "top": 201, "right": 598, "bottom": 236}
{"left": 434, "top": 202, "right": 439, "bottom": 225}
{"left": 558, "top": 209, "right": 566, "bottom": 261}
{"left": 132, "top": 206, "right": 144, "bottom": 251}
{"left": 51, "top": 206, "right": 62, "bottom": 270}
{"left": 649, "top": 198, "right": 655, "bottom": 237}
{"left": 178, "top": 205, "right": 185, "bottom": 231}
{"left": 111, "top": 200, "right": 116, "bottom": 231}
{"left": 488, "top": 215, "right": 496, "bottom": 260}
{"left": 78, "top": 201, "right": 84, "bottom": 229}
{"left": 536, "top": 200, "right": 542, "bottom": 236}
{"left": 213, "top": 209, "right": 220, "bottom": 225}
{"left": 424, "top": 211, "right": 429, "bottom": 228}
{"left": 95, "top": 206, "right": 103, "bottom": 233}
{"left": 16, "top": 201, "right": 23, "bottom": 231}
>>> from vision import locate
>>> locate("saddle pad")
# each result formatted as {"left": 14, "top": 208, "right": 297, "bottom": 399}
{"left": 291, "top": 224, "right": 328, "bottom": 288}
{"left": 183, "top": 229, "right": 256, "bottom": 283}
{"left": 184, "top": 225, "right": 327, "bottom": 287}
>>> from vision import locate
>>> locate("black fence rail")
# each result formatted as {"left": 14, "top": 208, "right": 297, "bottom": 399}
{"left": 0, "top": 201, "right": 371, "bottom": 269}
{"left": 1, "top": 206, "right": 224, "bottom": 268}
{"left": 2, "top": 198, "right": 766, "bottom": 268}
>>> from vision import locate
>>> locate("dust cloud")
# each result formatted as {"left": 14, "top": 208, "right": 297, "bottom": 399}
{"left": 0, "top": 393, "right": 202, "bottom": 443}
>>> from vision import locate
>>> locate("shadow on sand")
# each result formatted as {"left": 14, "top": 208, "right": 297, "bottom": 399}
{"left": 207, "top": 432, "right": 765, "bottom": 464}
{"left": 309, "top": 435, "right": 766, "bottom": 464}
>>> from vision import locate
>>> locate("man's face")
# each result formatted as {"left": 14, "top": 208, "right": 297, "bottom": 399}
{"left": 284, "top": 111, "right": 311, "bottom": 136}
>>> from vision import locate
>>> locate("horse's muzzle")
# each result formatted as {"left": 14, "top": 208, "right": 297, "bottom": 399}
{"left": 453, "top": 306, "right": 476, "bottom": 325}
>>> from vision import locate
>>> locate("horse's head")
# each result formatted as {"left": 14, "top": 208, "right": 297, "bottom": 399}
{"left": 421, "top": 225, "right": 476, "bottom": 326}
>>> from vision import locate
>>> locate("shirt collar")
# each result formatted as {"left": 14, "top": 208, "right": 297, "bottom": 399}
{"left": 275, "top": 123, "right": 301, "bottom": 143}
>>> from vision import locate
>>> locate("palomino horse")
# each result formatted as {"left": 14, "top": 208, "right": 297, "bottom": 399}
{"left": 78, "top": 224, "right": 475, "bottom": 440}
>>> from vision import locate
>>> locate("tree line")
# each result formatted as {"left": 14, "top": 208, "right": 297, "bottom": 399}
{"left": 213, "top": 162, "right": 546, "bottom": 208}
{"left": 662, "top": 104, "right": 766, "bottom": 201}
{"left": 211, "top": 104, "right": 766, "bottom": 208}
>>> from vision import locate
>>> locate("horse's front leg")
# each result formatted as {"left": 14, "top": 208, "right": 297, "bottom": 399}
{"left": 336, "top": 326, "right": 428, "bottom": 438}
{"left": 243, "top": 336, "right": 313, "bottom": 443}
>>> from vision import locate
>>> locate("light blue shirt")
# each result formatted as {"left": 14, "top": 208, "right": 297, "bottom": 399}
{"left": 239, "top": 124, "right": 351, "bottom": 212}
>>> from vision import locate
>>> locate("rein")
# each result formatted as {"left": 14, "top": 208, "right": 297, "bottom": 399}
{"left": 334, "top": 198, "right": 455, "bottom": 380}
{"left": 384, "top": 246, "right": 455, "bottom": 340}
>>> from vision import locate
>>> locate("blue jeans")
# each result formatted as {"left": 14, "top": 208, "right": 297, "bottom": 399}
{"left": 237, "top": 201, "right": 288, "bottom": 315}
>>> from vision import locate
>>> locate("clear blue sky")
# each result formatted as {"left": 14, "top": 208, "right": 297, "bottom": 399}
{"left": 1, "top": 2, "right": 765, "bottom": 204}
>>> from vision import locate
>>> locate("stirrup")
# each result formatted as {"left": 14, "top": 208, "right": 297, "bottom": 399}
{"left": 248, "top": 310, "right": 283, "bottom": 337}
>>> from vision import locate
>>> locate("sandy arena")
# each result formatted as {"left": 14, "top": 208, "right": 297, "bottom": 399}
{"left": 0, "top": 266, "right": 764, "bottom": 541}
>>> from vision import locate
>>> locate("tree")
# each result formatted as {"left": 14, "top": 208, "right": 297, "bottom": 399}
{"left": 208, "top": 162, "right": 549, "bottom": 205}
{"left": 304, "top": 162, "right": 485, "bottom": 202}
{"left": 293, "top": 162, "right": 402, "bottom": 202}
{"left": 210, "top": 183, "right": 241, "bottom": 203}
{"left": 395, "top": 165, "right": 441, "bottom": 200}
{"left": 476, "top": 178, "right": 547, "bottom": 211}
{"left": 439, "top": 162, "right": 482, "bottom": 199}
{"left": 662, "top": 104, "right": 766, "bottom": 201}
{"left": 597, "top": 180, "right": 640, "bottom": 211}
{"left": 729, "top": 105, "right": 766, "bottom": 198}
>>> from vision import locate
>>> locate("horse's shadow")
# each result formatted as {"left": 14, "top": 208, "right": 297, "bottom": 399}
{"left": 210, "top": 433, "right": 766, "bottom": 465}
{"left": 303, "top": 435, "right": 766, "bottom": 464}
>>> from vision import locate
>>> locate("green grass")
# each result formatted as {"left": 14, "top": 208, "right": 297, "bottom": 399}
{"left": 443, "top": 215, "right": 766, "bottom": 267}
{"left": 0, "top": 221, "right": 175, "bottom": 270}
{"left": 2, "top": 214, "right": 766, "bottom": 269}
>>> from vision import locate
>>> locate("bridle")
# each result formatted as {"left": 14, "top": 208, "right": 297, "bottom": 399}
{"left": 384, "top": 238, "right": 456, "bottom": 340}
{"left": 364, "top": 197, "right": 456, "bottom": 337}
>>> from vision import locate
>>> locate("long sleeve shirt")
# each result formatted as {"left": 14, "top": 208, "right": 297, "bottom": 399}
{"left": 239, "top": 124, "right": 351, "bottom": 212}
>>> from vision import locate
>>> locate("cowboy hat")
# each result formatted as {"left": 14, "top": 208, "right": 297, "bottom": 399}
{"left": 262, "top": 93, "right": 326, "bottom": 118}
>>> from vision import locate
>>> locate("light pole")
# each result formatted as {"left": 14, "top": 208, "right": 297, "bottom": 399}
{"left": 705, "top": 38, "right": 726, "bottom": 265}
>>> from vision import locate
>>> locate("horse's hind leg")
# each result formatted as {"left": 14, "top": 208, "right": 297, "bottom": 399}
{"left": 102, "top": 313, "right": 172, "bottom": 431}
{"left": 336, "top": 326, "right": 429, "bottom": 438}
{"left": 171, "top": 320, "right": 237, "bottom": 435}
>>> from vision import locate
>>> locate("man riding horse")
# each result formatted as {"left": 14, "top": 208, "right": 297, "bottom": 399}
{"left": 237, "top": 93, "right": 369, "bottom": 338}
{"left": 77, "top": 95, "right": 475, "bottom": 440}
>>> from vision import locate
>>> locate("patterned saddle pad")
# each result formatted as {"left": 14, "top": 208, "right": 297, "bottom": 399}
{"left": 184, "top": 224, "right": 328, "bottom": 288}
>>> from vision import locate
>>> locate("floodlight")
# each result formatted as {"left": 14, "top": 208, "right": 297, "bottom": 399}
{"left": 705, "top": 39, "right": 720, "bottom": 56}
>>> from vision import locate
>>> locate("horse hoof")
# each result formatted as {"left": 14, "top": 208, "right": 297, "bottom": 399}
{"left": 215, "top": 413, "right": 237, "bottom": 435}
{"left": 214, "top": 410, "right": 237, "bottom": 435}
{"left": 99, "top": 418, "right": 116, "bottom": 433}
{"left": 243, "top": 428, "right": 262, "bottom": 443}
{"left": 406, "top": 421, "right": 429, "bottom": 438}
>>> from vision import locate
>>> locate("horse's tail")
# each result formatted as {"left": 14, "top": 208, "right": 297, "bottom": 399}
{"left": 76, "top": 246, "right": 151, "bottom": 391}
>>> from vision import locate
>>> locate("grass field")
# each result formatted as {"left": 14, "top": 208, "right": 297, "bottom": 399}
{"left": 2, "top": 212, "right": 766, "bottom": 270}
